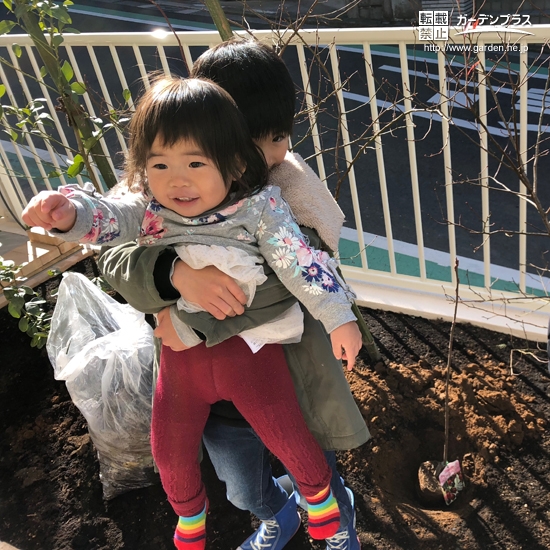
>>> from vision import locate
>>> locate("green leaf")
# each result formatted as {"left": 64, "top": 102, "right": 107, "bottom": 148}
{"left": 3, "top": 0, "right": 13, "bottom": 11}
{"left": 37, "top": 112, "right": 53, "bottom": 121}
{"left": 30, "top": 335, "right": 38, "bottom": 347}
{"left": 0, "top": 84, "right": 5, "bottom": 98}
{"left": 63, "top": 0, "right": 75, "bottom": 6}
{"left": 82, "top": 136, "right": 98, "bottom": 151}
{"left": 5, "top": 128, "right": 17, "bottom": 142}
{"left": 40, "top": 65, "right": 47, "bottom": 78}
{"left": 53, "top": 5, "right": 72, "bottom": 24}
{"left": 61, "top": 60, "right": 74, "bottom": 82}
{"left": 12, "top": 297, "right": 25, "bottom": 311}
{"left": 67, "top": 154, "right": 84, "bottom": 177}
{"left": 21, "top": 285, "right": 34, "bottom": 295}
{"left": 64, "top": 27, "right": 80, "bottom": 34}
{"left": 0, "top": 20, "right": 16, "bottom": 35}
{"left": 11, "top": 43, "right": 21, "bottom": 57}
{"left": 2, "top": 286, "right": 16, "bottom": 299}
{"left": 70, "top": 81, "right": 86, "bottom": 95}
{"left": 8, "top": 302, "right": 21, "bottom": 318}
{"left": 18, "top": 317, "right": 28, "bottom": 332}
{"left": 13, "top": 2, "right": 26, "bottom": 19}
{"left": 48, "top": 170, "right": 61, "bottom": 178}
{"left": 51, "top": 34, "right": 64, "bottom": 48}
{"left": 122, "top": 89, "right": 132, "bottom": 102}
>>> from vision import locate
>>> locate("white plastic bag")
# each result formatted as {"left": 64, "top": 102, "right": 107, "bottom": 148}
{"left": 47, "top": 272, "right": 155, "bottom": 499}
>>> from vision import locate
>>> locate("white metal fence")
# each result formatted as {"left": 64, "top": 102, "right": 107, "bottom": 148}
{"left": 1, "top": 26, "right": 550, "bottom": 341}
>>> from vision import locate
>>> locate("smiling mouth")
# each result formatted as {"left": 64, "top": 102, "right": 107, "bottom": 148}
{"left": 174, "top": 197, "right": 198, "bottom": 203}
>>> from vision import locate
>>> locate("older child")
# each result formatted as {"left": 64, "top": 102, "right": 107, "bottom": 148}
{"left": 98, "top": 39, "right": 367, "bottom": 550}
{"left": 22, "top": 77, "right": 362, "bottom": 550}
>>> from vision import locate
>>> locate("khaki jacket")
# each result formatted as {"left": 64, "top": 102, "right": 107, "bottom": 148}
{"left": 98, "top": 233, "right": 370, "bottom": 451}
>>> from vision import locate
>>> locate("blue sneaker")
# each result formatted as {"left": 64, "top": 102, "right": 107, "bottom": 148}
{"left": 276, "top": 475, "right": 361, "bottom": 549}
{"left": 325, "top": 487, "right": 361, "bottom": 550}
{"left": 237, "top": 478, "right": 301, "bottom": 550}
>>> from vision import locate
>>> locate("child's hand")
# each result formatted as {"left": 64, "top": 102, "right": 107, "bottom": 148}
{"left": 330, "top": 321, "right": 362, "bottom": 370}
{"left": 172, "top": 260, "right": 247, "bottom": 320}
{"left": 22, "top": 191, "right": 76, "bottom": 232}
{"left": 153, "top": 306, "right": 190, "bottom": 352}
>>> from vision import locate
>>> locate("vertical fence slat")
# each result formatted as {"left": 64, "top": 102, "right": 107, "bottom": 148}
{"left": 24, "top": 45, "right": 70, "bottom": 188}
{"left": 0, "top": 144, "right": 26, "bottom": 215}
{"left": 436, "top": 47, "right": 457, "bottom": 286}
{"left": 65, "top": 45, "right": 110, "bottom": 188}
{"left": 157, "top": 45, "right": 171, "bottom": 75}
{"left": 109, "top": 45, "right": 134, "bottom": 114}
{"left": 0, "top": 61, "right": 40, "bottom": 196}
{"left": 329, "top": 43, "right": 368, "bottom": 270}
{"left": 7, "top": 48, "right": 55, "bottom": 190}
{"left": 87, "top": 45, "right": 128, "bottom": 155}
{"left": 477, "top": 50, "right": 491, "bottom": 289}
{"left": 133, "top": 45, "right": 150, "bottom": 91}
{"left": 363, "top": 42, "right": 396, "bottom": 275}
{"left": 182, "top": 43, "right": 194, "bottom": 74}
{"left": 518, "top": 48, "right": 528, "bottom": 293}
{"left": 296, "top": 43, "right": 327, "bottom": 184}
{"left": 399, "top": 42, "right": 427, "bottom": 280}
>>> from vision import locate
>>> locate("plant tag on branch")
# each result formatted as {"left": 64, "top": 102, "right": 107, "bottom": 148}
{"left": 438, "top": 459, "right": 465, "bottom": 505}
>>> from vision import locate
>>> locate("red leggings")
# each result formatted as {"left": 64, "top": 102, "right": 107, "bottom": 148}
{"left": 151, "top": 336, "right": 331, "bottom": 517}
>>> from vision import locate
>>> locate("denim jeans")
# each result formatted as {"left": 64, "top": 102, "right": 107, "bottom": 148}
{"left": 202, "top": 417, "right": 353, "bottom": 527}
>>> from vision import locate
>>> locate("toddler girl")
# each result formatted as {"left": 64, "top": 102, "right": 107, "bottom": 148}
{"left": 22, "top": 76, "right": 362, "bottom": 549}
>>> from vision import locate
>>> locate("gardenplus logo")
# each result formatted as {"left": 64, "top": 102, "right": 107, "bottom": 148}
{"left": 456, "top": 13, "right": 533, "bottom": 36}
{"left": 418, "top": 11, "right": 534, "bottom": 41}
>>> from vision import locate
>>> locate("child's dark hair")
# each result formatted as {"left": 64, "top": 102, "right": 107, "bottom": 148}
{"left": 124, "top": 76, "right": 268, "bottom": 200}
{"left": 191, "top": 38, "right": 295, "bottom": 140}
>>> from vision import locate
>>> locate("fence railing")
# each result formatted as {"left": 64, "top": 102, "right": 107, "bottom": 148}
{"left": 1, "top": 25, "right": 550, "bottom": 341}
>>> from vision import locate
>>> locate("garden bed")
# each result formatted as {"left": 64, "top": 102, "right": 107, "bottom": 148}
{"left": 1, "top": 257, "right": 549, "bottom": 550}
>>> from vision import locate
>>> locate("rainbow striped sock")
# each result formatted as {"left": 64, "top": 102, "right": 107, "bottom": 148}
{"left": 173, "top": 502, "right": 207, "bottom": 550}
{"left": 305, "top": 485, "right": 341, "bottom": 540}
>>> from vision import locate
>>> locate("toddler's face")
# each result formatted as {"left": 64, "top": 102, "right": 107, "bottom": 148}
{"left": 254, "top": 134, "right": 289, "bottom": 169}
{"left": 146, "top": 137, "right": 228, "bottom": 217}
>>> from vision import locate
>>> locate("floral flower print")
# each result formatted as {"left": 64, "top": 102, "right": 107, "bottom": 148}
{"left": 82, "top": 223, "right": 101, "bottom": 243}
{"left": 257, "top": 220, "right": 267, "bottom": 239}
{"left": 302, "top": 283, "right": 324, "bottom": 295}
{"left": 140, "top": 209, "right": 166, "bottom": 242}
{"left": 237, "top": 232, "right": 252, "bottom": 241}
{"left": 219, "top": 198, "right": 246, "bottom": 216}
{"left": 295, "top": 247, "right": 314, "bottom": 267}
{"left": 272, "top": 247, "right": 294, "bottom": 269}
{"left": 304, "top": 262, "right": 323, "bottom": 283}
{"left": 271, "top": 227, "right": 301, "bottom": 251}
{"left": 149, "top": 199, "right": 164, "bottom": 212}
{"left": 82, "top": 208, "right": 122, "bottom": 244}
{"left": 321, "top": 272, "right": 339, "bottom": 292}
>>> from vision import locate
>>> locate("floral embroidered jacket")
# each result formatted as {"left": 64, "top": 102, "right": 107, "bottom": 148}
{"left": 55, "top": 184, "right": 357, "bottom": 335}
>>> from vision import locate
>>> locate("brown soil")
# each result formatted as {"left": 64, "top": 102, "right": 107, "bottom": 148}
{"left": 1, "top": 257, "right": 550, "bottom": 550}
